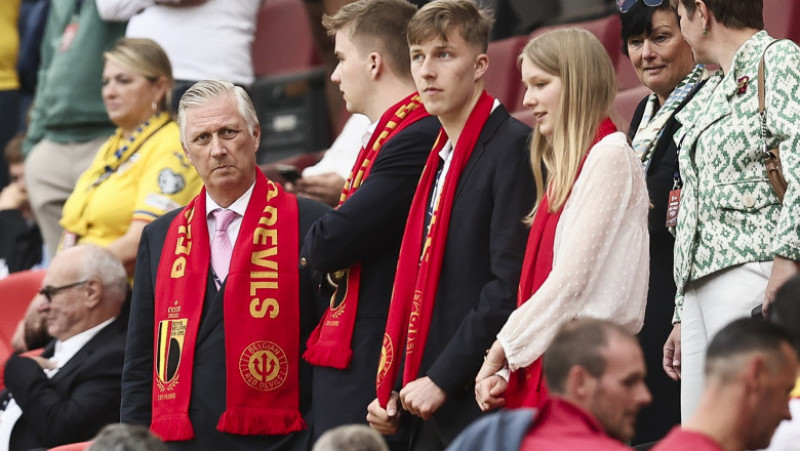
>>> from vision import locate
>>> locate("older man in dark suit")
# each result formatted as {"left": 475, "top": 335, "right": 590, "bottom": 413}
{"left": 120, "top": 80, "right": 328, "bottom": 450}
{"left": 367, "top": 0, "right": 535, "bottom": 448}
{"left": 1, "top": 244, "right": 128, "bottom": 450}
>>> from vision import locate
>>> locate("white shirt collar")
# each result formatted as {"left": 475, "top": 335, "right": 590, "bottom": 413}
{"left": 50, "top": 317, "right": 116, "bottom": 376}
{"left": 205, "top": 181, "right": 255, "bottom": 218}
{"left": 361, "top": 119, "right": 379, "bottom": 148}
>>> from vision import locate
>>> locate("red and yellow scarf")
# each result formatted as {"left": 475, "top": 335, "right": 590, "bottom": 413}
{"left": 376, "top": 92, "right": 494, "bottom": 406}
{"left": 151, "top": 170, "right": 305, "bottom": 439}
{"left": 505, "top": 117, "right": 617, "bottom": 409}
{"left": 303, "top": 93, "right": 429, "bottom": 369}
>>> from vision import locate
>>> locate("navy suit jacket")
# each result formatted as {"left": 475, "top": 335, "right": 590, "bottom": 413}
{"left": 300, "top": 114, "right": 440, "bottom": 438}
{"left": 417, "top": 105, "right": 535, "bottom": 444}
{"left": 2, "top": 316, "right": 127, "bottom": 450}
{"left": 121, "top": 195, "right": 329, "bottom": 451}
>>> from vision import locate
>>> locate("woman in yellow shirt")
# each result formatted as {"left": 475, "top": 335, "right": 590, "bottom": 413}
{"left": 60, "top": 38, "right": 201, "bottom": 274}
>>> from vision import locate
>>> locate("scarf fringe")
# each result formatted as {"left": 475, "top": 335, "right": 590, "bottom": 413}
{"left": 151, "top": 414, "right": 195, "bottom": 441}
{"left": 217, "top": 408, "right": 307, "bottom": 435}
{"left": 302, "top": 330, "right": 353, "bottom": 369}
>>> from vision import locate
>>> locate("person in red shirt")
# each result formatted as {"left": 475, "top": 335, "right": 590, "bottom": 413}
{"left": 653, "top": 318, "right": 798, "bottom": 451}
{"left": 448, "top": 318, "right": 651, "bottom": 450}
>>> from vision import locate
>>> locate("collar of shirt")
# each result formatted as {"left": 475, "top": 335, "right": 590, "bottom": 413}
{"left": 430, "top": 98, "right": 501, "bottom": 210}
{"left": 361, "top": 119, "right": 380, "bottom": 149}
{"left": 49, "top": 317, "right": 116, "bottom": 378}
{"left": 205, "top": 181, "right": 255, "bottom": 246}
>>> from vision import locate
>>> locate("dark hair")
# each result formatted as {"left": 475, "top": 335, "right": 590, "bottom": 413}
{"left": 3, "top": 133, "right": 25, "bottom": 165}
{"left": 674, "top": 0, "right": 763, "bottom": 30}
{"left": 543, "top": 319, "right": 634, "bottom": 393}
{"left": 706, "top": 318, "right": 795, "bottom": 377}
{"left": 322, "top": 0, "right": 418, "bottom": 78}
{"left": 769, "top": 275, "right": 800, "bottom": 354}
{"left": 620, "top": 0, "right": 677, "bottom": 56}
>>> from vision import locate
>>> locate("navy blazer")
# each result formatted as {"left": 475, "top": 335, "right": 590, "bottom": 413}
{"left": 417, "top": 105, "right": 535, "bottom": 444}
{"left": 301, "top": 115, "right": 440, "bottom": 439}
{"left": 121, "top": 196, "right": 329, "bottom": 451}
{"left": 3, "top": 316, "right": 127, "bottom": 450}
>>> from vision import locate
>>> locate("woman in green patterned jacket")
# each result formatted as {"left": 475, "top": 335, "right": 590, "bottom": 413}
{"left": 663, "top": 0, "right": 800, "bottom": 422}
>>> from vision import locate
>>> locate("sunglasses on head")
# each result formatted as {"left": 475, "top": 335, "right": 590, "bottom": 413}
{"left": 617, "top": 0, "right": 666, "bottom": 13}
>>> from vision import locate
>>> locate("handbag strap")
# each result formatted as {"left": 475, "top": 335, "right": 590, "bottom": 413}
{"left": 758, "top": 39, "right": 786, "bottom": 154}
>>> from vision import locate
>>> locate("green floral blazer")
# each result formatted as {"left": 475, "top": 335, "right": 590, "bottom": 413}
{"left": 672, "top": 31, "right": 800, "bottom": 323}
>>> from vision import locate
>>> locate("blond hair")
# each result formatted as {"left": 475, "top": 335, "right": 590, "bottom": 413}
{"left": 522, "top": 28, "right": 616, "bottom": 218}
{"left": 104, "top": 38, "right": 174, "bottom": 113}
{"left": 407, "top": 0, "right": 494, "bottom": 52}
{"left": 322, "top": 0, "right": 418, "bottom": 78}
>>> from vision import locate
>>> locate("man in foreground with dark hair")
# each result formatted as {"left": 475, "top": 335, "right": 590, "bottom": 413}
{"left": 446, "top": 318, "right": 651, "bottom": 450}
{"left": 653, "top": 317, "right": 798, "bottom": 451}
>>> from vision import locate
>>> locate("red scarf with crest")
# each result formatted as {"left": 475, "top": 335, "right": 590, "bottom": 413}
{"left": 376, "top": 92, "right": 494, "bottom": 407}
{"left": 151, "top": 171, "right": 305, "bottom": 439}
{"left": 303, "top": 93, "right": 429, "bottom": 369}
{"left": 505, "top": 118, "right": 617, "bottom": 409}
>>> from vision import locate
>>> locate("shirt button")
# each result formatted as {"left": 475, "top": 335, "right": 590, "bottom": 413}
{"left": 300, "top": 257, "right": 307, "bottom": 267}
{"left": 742, "top": 194, "right": 756, "bottom": 208}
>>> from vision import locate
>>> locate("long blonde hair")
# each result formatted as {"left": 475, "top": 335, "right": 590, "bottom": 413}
{"left": 523, "top": 28, "right": 616, "bottom": 219}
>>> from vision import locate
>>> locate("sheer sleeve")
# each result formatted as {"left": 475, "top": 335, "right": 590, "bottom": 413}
{"left": 498, "top": 134, "right": 649, "bottom": 370}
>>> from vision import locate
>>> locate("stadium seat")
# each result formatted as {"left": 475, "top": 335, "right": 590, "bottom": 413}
{"left": 612, "top": 84, "right": 651, "bottom": 132}
{"left": 764, "top": 0, "right": 800, "bottom": 43}
{"left": 252, "top": 0, "right": 321, "bottom": 77}
{"left": 531, "top": 14, "right": 623, "bottom": 67}
{"left": 485, "top": 35, "right": 529, "bottom": 112}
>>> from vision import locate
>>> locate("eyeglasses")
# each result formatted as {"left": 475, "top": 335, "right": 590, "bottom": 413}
{"left": 617, "top": 0, "right": 666, "bottom": 13}
{"left": 38, "top": 280, "right": 89, "bottom": 302}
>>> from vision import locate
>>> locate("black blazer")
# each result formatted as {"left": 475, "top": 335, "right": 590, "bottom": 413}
{"left": 628, "top": 90, "right": 698, "bottom": 444}
{"left": 3, "top": 316, "right": 127, "bottom": 450}
{"left": 300, "top": 115, "right": 440, "bottom": 438}
{"left": 121, "top": 196, "right": 329, "bottom": 451}
{"left": 417, "top": 106, "right": 535, "bottom": 444}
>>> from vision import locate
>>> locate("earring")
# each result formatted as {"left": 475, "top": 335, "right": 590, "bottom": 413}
{"left": 151, "top": 100, "right": 158, "bottom": 112}
{"left": 702, "top": 26, "right": 708, "bottom": 35}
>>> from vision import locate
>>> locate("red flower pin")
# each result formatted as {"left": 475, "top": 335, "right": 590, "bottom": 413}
{"left": 737, "top": 76, "right": 750, "bottom": 95}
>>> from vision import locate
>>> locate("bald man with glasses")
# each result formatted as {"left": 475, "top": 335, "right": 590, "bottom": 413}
{"left": 0, "top": 244, "right": 129, "bottom": 450}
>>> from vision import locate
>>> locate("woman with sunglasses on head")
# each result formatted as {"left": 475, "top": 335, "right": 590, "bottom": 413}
{"left": 663, "top": 0, "right": 800, "bottom": 422}
{"left": 619, "top": 0, "right": 705, "bottom": 443}
{"left": 475, "top": 28, "right": 649, "bottom": 414}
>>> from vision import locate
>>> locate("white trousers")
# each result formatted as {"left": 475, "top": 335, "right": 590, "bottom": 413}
{"left": 680, "top": 261, "right": 772, "bottom": 421}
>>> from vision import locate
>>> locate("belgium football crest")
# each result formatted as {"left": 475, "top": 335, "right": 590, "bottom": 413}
{"left": 156, "top": 318, "right": 187, "bottom": 391}
{"left": 239, "top": 341, "right": 288, "bottom": 392}
{"left": 376, "top": 334, "right": 394, "bottom": 385}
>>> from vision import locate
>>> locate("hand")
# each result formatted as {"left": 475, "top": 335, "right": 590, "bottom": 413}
{"left": 0, "top": 182, "right": 27, "bottom": 211}
{"left": 475, "top": 375, "right": 507, "bottom": 412}
{"left": 763, "top": 255, "right": 800, "bottom": 316}
{"left": 28, "top": 355, "right": 56, "bottom": 370}
{"left": 663, "top": 323, "right": 682, "bottom": 381}
{"left": 293, "top": 173, "right": 346, "bottom": 207}
{"left": 399, "top": 376, "right": 446, "bottom": 420}
{"left": 476, "top": 340, "right": 506, "bottom": 383}
{"left": 367, "top": 392, "right": 401, "bottom": 435}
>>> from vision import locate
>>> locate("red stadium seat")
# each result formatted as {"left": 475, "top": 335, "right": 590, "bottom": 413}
{"left": 48, "top": 441, "right": 92, "bottom": 451}
{"left": 612, "top": 84, "right": 651, "bottom": 133}
{"left": 252, "top": 0, "right": 321, "bottom": 77}
{"left": 531, "top": 14, "right": 623, "bottom": 67}
{"left": 764, "top": 0, "right": 800, "bottom": 43}
{"left": 485, "top": 35, "right": 529, "bottom": 112}
{"left": 0, "top": 270, "right": 45, "bottom": 356}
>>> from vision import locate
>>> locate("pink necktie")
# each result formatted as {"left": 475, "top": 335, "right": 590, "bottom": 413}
{"left": 211, "top": 208, "right": 238, "bottom": 287}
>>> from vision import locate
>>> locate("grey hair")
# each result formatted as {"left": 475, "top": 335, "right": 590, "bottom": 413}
{"left": 88, "top": 423, "right": 167, "bottom": 451}
{"left": 312, "top": 425, "right": 389, "bottom": 451}
{"left": 176, "top": 79, "right": 259, "bottom": 147}
{"left": 76, "top": 245, "right": 128, "bottom": 305}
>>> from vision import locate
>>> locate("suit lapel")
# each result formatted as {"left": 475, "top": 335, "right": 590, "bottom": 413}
{"left": 49, "top": 319, "right": 121, "bottom": 383}
{"left": 452, "top": 106, "right": 508, "bottom": 203}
